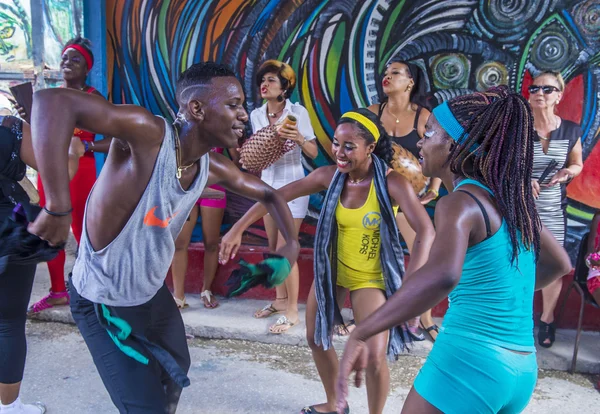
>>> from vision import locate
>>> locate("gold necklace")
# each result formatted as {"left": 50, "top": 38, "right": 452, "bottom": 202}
{"left": 348, "top": 175, "right": 368, "bottom": 184}
{"left": 173, "top": 123, "right": 196, "bottom": 179}
{"left": 387, "top": 104, "right": 401, "bottom": 124}
{"left": 536, "top": 116, "right": 559, "bottom": 142}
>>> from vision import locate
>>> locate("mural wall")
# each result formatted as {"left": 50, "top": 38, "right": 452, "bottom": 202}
{"left": 107, "top": 0, "right": 600, "bottom": 256}
{"left": 0, "top": 0, "right": 83, "bottom": 106}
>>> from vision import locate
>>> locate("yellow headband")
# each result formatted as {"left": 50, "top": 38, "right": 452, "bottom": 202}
{"left": 341, "top": 111, "right": 381, "bottom": 142}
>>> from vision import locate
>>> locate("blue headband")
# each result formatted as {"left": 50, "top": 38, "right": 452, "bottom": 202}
{"left": 432, "top": 101, "right": 467, "bottom": 143}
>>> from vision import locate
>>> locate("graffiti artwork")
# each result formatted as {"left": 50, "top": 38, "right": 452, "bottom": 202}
{"left": 107, "top": 0, "right": 600, "bottom": 256}
{"left": 0, "top": 0, "right": 31, "bottom": 68}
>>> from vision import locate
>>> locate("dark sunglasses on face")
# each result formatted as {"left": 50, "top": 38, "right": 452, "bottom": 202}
{"left": 528, "top": 85, "right": 560, "bottom": 94}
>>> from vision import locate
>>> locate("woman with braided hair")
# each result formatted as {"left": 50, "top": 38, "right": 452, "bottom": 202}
{"left": 336, "top": 87, "right": 572, "bottom": 414}
{"left": 220, "top": 108, "right": 434, "bottom": 414}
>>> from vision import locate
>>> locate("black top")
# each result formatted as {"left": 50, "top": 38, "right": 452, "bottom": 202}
{"left": 0, "top": 116, "right": 28, "bottom": 212}
{"left": 378, "top": 102, "right": 422, "bottom": 158}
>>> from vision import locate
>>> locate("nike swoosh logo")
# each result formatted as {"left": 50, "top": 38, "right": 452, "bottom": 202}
{"left": 143, "top": 206, "right": 178, "bottom": 228}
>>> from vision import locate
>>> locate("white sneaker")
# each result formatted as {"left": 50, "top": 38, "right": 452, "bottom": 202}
{"left": 1, "top": 399, "right": 46, "bottom": 414}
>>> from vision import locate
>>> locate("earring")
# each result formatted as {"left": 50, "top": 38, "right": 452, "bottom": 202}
{"left": 277, "top": 94, "right": 284, "bottom": 102}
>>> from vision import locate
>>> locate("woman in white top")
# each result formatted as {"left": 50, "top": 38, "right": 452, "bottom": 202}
{"left": 250, "top": 60, "right": 318, "bottom": 333}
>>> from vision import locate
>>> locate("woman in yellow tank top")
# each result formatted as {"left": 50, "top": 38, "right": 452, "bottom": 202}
{"left": 221, "top": 108, "right": 435, "bottom": 414}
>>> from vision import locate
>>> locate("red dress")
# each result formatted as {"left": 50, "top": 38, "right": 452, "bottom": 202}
{"left": 37, "top": 87, "right": 98, "bottom": 293}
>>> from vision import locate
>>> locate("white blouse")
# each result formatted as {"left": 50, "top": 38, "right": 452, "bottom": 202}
{"left": 250, "top": 99, "right": 316, "bottom": 187}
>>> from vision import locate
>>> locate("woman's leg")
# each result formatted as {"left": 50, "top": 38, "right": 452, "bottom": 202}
{"left": 0, "top": 263, "right": 37, "bottom": 405}
{"left": 396, "top": 213, "right": 423, "bottom": 336}
{"left": 200, "top": 205, "right": 225, "bottom": 308}
{"left": 254, "top": 215, "right": 287, "bottom": 318}
{"left": 170, "top": 205, "right": 198, "bottom": 305}
{"left": 269, "top": 218, "right": 303, "bottom": 333}
{"left": 350, "top": 288, "right": 389, "bottom": 414}
{"left": 540, "top": 278, "right": 563, "bottom": 325}
{"left": 304, "top": 283, "right": 344, "bottom": 412}
{"left": 401, "top": 388, "right": 443, "bottom": 414}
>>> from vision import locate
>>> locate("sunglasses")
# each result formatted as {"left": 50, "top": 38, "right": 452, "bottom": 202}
{"left": 528, "top": 85, "right": 560, "bottom": 94}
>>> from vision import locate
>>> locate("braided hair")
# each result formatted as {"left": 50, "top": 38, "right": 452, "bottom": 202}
{"left": 338, "top": 108, "right": 394, "bottom": 166}
{"left": 445, "top": 86, "right": 541, "bottom": 261}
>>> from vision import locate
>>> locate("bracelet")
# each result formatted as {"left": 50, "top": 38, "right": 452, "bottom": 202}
{"left": 427, "top": 188, "right": 439, "bottom": 198}
{"left": 43, "top": 206, "right": 73, "bottom": 217}
{"left": 299, "top": 138, "right": 306, "bottom": 147}
{"left": 586, "top": 252, "right": 600, "bottom": 269}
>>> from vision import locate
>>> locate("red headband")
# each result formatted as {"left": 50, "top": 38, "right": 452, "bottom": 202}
{"left": 62, "top": 44, "right": 93, "bottom": 70}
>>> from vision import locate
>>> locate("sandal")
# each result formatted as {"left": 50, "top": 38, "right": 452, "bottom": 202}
{"left": 254, "top": 303, "right": 284, "bottom": 319}
{"left": 269, "top": 315, "right": 298, "bottom": 334}
{"left": 28, "top": 290, "right": 70, "bottom": 314}
{"left": 404, "top": 326, "right": 425, "bottom": 341}
{"left": 173, "top": 296, "right": 188, "bottom": 309}
{"left": 200, "top": 290, "right": 219, "bottom": 309}
{"left": 301, "top": 405, "right": 349, "bottom": 414}
{"left": 334, "top": 319, "right": 356, "bottom": 336}
{"left": 419, "top": 321, "right": 439, "bottom": 342}
{"left": 538, "top": 321, "right": 556, "bottom": 348}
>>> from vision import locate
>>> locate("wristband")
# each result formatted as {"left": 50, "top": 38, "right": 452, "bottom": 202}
{"left": 43, "top": 206, "right": 73, "bottom": 217}
{"left": 83, "top": 141, "right": 90, "bottom": 152}
{"left": 427, "top": 188, "right": 439, "bottom": 198}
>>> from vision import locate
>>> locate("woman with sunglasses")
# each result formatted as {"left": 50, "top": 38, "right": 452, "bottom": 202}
{"left": 527, "top": 71, "right": 583, "bottom": 348}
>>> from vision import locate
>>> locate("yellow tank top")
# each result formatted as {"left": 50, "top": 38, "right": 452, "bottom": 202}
{"left": 336, "top": 180, "right": 387, "bottom": 275}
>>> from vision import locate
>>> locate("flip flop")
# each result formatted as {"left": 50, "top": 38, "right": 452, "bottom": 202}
{"left": 254, "top": 303, "right": 283, "bottom": 319}
{"left": 334, "top": 319, "right": 356, "bottom": 336}
{"left": 173, "top": 296, "right": 188, "bottom": 309}
{"left": 200, "top": 290, "right": 219, "bottom": 309}
{"left": 301, "top": 405, "right": 349, "bottom": 414}
{"left": 419, "top": 321, "right": 439, "bottom": 342}
{"left": 269, "top": 315, "right": 298, "bottom": 334}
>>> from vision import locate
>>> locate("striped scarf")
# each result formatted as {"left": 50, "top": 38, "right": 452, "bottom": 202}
{"left": 313, "top": 155, "right": 410, "bottom": 358}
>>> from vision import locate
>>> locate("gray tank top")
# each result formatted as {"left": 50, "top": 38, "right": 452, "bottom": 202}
{"left": 72, "top": 118, "right": 210, "bottom": 306}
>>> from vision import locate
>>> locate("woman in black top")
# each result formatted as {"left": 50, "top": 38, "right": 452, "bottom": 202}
{"left": 0, "top": 115, "right": 83, "bottom": 414}
{"left": 368, "top": 60, "right": 441, "bottom": 341}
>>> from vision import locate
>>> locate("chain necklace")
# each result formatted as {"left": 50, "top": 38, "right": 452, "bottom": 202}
{"left": 536, "top": 115, "right": 559, "bottom": 141}
{"left": 348, "top": 175, "right": 368, "bottom": 184}
{"left": 387, "top": 104, "right": 401, "bottom": 124}
{"left": 267, "top": 102, "right": 285, "bottom": 118}
{"left": 173, "top": 123, "right": 196, "bottom": 179}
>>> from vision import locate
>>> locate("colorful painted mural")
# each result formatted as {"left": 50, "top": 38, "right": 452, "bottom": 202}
{"left": 107, "top": 0, "right": 600, "bottom": 256}
{"left": 0, "top": 0, "right": 31, "bottom": 68}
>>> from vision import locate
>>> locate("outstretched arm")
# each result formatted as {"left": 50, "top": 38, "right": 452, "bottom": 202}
{"left": 207, "top": 152, "right": 315, "bottom": 265}
{"left": 218, "top": 165, "right": 335, "bottom": 263}
{"left": 387, "top": 171, "right": 435, "bottom": 278}
{"left": 28, "top": 88, "right": 164, "bottom": 245}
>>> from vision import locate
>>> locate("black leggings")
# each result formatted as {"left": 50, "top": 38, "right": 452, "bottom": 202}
{"left": 0, "top": 262, "right": 36, "bottom": 384}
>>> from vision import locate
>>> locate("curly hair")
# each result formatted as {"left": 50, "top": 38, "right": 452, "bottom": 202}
{"left": 255, "top": 60, "right": 297, "bottom": 99}
{"left": 444, "top": 85, "right": 541, "bottom": 261}
{"left": 338, "top": 108, "right": 393, "bottom": 165}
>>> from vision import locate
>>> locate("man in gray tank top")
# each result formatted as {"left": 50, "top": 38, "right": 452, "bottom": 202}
{"left": 28, "top": 63, "right": 300, "bottom": 413}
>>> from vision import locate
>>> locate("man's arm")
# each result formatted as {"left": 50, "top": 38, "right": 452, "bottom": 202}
{"left": 217, "top": 164, "right": 334, "bottom": 263}
{"left": 207, "top": 152, "right": 301, "bottom": 265}
{"left": 28, "top": 88, "right": 163, "bottom": 245}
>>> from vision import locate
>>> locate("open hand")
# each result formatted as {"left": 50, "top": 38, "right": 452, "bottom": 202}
{"left": 27, "top": 209, "right": 72, "bottom": 247}
{"left": 546, "top": 169, "right": 572, "bottom": 187}
{"left": 336, "top": 332, "right": 368, "bottom": 413}
{"left": 219, "top": 228, "right": 243, "bottom": 264}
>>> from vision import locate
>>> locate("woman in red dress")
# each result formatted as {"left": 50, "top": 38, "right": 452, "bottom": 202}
{"left": 29, "top": 37, "right": 113, "bottom": 313}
